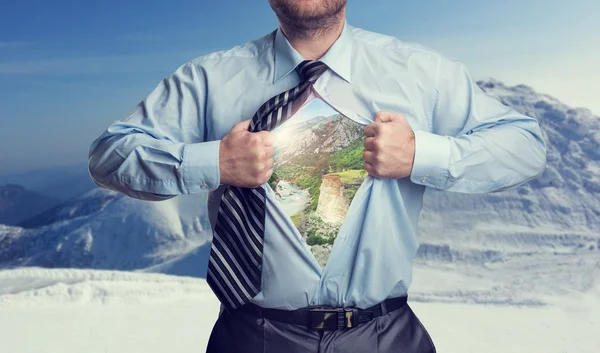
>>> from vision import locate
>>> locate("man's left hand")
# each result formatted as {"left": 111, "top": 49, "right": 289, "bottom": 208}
{"left": 363, "top": 111, "right": 415, "bottom": 179}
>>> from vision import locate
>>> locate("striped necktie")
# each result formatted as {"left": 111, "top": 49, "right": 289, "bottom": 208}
{"left": 207, "top": 60, "right": 329, "bottom": 312}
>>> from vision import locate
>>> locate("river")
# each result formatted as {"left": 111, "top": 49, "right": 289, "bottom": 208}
{"left": 274, "top": 180, "right": 310, "bottom": 217}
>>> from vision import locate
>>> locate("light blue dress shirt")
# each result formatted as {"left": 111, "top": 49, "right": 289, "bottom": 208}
{"left": 88, "top": 21, "right": 547, "bottom": 310}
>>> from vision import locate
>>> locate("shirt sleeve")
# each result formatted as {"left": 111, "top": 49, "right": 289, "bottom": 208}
{"left": 87, "top": 60, "right": 221, "bottom": 201}
{"left": 409, "top": 55, "right": 547, "bottom": 193}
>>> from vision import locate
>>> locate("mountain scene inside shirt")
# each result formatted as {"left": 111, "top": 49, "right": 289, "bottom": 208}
{"left": 267, "top": 98, "right": 368, "bottom": 269}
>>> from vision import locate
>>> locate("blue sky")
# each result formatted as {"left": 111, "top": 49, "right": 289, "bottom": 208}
{"left": 288, "top": 100, "right": 339, "bottom": 125}
{"left": 1, "top": 0, "right": 599, "bottom": 175}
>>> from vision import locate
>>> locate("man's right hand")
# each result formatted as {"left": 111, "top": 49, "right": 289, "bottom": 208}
{"left": 219, "top": 119, "right": 275, "bottom": 188}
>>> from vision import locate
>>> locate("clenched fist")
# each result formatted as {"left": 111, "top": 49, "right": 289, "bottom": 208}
{"left": 363, "top": 111, "right": 416, "bottom": 179}
{"left": 219, "top": 119, "right": 275, "bottom": 188}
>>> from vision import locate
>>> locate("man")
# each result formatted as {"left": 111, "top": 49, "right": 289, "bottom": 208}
{"left": 88, "top": 0, "right": 547, "bottom": 352}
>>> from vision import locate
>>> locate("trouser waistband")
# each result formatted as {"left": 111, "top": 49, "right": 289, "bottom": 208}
{"left": 236, "top": 295, "right": 408, "bottom": 331}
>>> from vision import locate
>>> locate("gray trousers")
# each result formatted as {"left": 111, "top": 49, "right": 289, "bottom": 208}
{"left": 206, "top": 303, "right": 437, "bottom": 353}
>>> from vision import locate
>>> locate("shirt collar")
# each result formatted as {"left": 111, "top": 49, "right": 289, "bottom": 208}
{"left": 273, "top": 20, "right": 353, "bottom": 84}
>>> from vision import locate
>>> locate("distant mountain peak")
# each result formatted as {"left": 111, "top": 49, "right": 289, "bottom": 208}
{"left": 0, "top": 184, "right": 60, "bottom": 226}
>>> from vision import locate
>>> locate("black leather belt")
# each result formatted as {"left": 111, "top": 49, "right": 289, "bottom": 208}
{"left": 237, "top": 295, "right": 408, "bottom": 331}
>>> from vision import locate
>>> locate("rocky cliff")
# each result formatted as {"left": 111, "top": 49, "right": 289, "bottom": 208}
{"left": 315, "top": 175, "right": 349, "bottom": 224}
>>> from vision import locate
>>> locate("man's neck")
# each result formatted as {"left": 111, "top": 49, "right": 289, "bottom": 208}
{"left": 279, "top": 16, "right": 345, "bottom": 61}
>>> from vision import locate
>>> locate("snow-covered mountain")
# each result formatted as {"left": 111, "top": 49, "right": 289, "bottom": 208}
{"left": 0, "top": 184, "right": 60, "bottom": 226}
{"left": 1, "top": 267, "right": 598, "bottom": 353}
{"left": 0, "top": 188, "right": 212, "bottom": 277}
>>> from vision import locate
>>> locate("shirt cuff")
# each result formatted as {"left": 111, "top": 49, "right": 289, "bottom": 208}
{"left": 179, "top": 140, "right": 221, "bottom": 193}
{"left": 409, "top": 130, "right": 451, "bottom": 187}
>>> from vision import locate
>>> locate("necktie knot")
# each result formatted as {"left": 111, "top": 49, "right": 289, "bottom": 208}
{"left": 296, "top": 60, "right": 328, "bottom": 83}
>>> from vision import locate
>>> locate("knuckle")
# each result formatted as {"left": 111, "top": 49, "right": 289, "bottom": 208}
{"left": 251, "top": 147, "right": 263, "bottom": 159}
{"left": 266, "top": 148, "right": 274, "bottom": 158}
{"left": 256, "top": 149, "right": 266, "bottom": 160}
{"left": 250, "top": 134, "right": 261, "bottom": 144}
{"left": 373, "top": 165, "right": 383, "bottom": 176}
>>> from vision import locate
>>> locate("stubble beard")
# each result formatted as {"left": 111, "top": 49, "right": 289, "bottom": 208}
{"left": 269, "top": 0, "right": 347, "bottom": 40}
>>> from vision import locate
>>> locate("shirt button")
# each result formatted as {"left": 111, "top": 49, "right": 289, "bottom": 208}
{"left": 201, "top": 184, "right": 207, "bottom": 190}
{"left": 420, "top": 176, "right": 428, "bottom": 183}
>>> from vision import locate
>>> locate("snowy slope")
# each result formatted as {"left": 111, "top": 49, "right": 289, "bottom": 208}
{"left": 0, "top": 268, "right": 598, "bottom": 353}
{"left": 0, "top": 188, "right": 212, "bottom": 275}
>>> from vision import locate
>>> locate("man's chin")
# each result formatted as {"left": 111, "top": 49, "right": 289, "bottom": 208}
{"left": 270, "top": 0, "right": 346, "bottom": 27}
{"left": 293, "top": 0, "right": 329, "bottom": 15}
